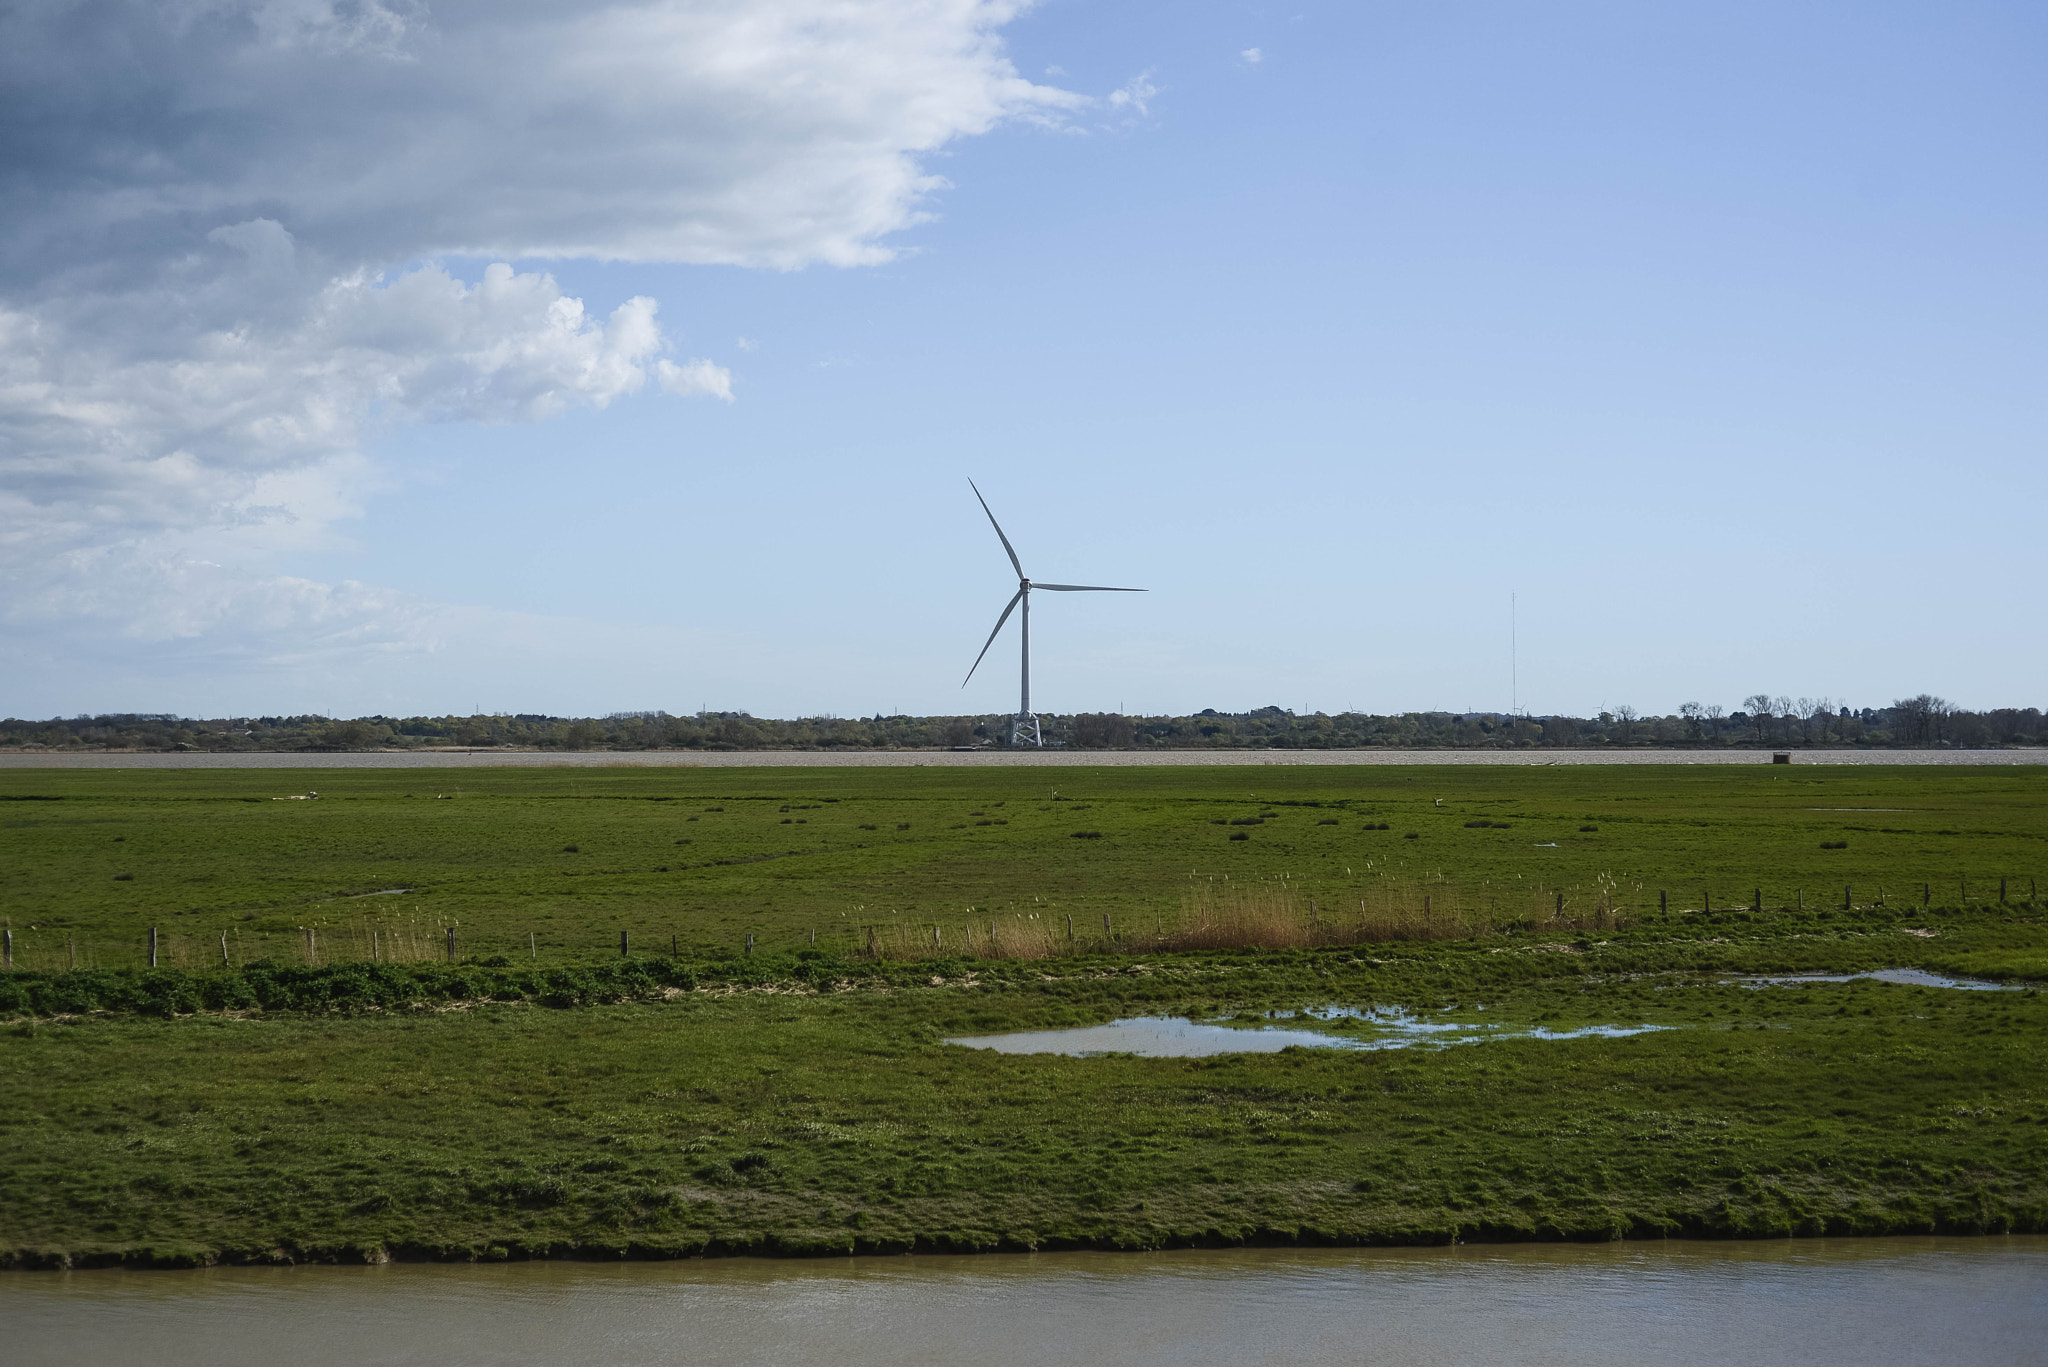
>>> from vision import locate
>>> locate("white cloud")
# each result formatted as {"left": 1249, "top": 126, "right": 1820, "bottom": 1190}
{"left": 0, "top": 256, "right": 675, "bottom": 565}
{"left": 1107, "top": 70, "right": 1159, "bottom": 120}
{"left": 1241, "top": 47, "right": 1263, "bottom": 65}
{"left": 658, "top": 358, "right": 736, "bottom": 402}
{"left": 0, "top": 0, "right": 1075, "bottom": 689}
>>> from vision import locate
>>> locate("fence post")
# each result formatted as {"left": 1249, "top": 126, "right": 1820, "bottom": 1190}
{"left": 1704, "top": 891, "right": 1711, "bottom": 914}
{"left": 446, "top": 927, "right": 456, "bottom": 961}
{"left": 149, "top": 926, "right": 159, "bottom": 968}
{"left": 1753, "top": 887, "right": 1761, "bottom": 912}
{"left": 1066, "top": 913, "right": 1074, "bottom": 942}
{"left": 1923, "top": 883, "right": 1930, "bottom": 907}
{"left": 1102, "top": 912, "right": 1112, "bottom": 939}
{"left": 2, "top": 927, "right": 10, "bottom": 970}
{"left": 810, "top": 927, "right": 817, "bottom": 947}
{"left": 1843, "top": 885, "right": 1852, "bottom": 911}
{"left": 1554, "top": 892, "right": 1563, "bottom": 917}
{"left": 1659, "top": 890, "right": 1667, "bottom": 914}
{"left": 1797, "top": 889, "right": 1803, "bottom": 909}
{"left": 620, "top": 930, "right": 629, "bottom": 957}
{"left": 221, "top": 932, "right": 230, "bottom": 968}
{"left": 866, "top": 926, "right": 876, "bottom": 957}
{"left": 2000, "top": 878, "right": 2007, "bottom": 903}
{"left": 745, "top": 932, "right": 755, "bottom": 955}
{"left": 933, "top": 927, "right": 942, "bottom": 952}
{"left": 68, "top": 935, "right": 75, "bottom": 970}
{"left": 532, "top": 933, "right": 538, "bottom": 959}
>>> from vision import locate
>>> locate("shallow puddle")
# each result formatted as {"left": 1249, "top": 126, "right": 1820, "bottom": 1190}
{"left": 946, "top": 1007, "right": 1669, "bottom": 1058}
{"left": 1726, "top": 968, "right": 2023, "bottom": 992}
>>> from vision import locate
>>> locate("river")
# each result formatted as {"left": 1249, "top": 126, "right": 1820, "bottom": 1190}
{"left": 6, "top": 1238, "right": 2042, "bottom": 1366}
{"left": 2, "top": 748, "right": 2040, "bottom": 769}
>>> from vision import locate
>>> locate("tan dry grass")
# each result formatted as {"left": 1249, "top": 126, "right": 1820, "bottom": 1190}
{"left": 858, "top": 875, "right": 1634, "bottom": 962}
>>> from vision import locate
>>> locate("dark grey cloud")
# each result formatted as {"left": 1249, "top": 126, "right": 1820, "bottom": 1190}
{"left": 0, "top": 0, "right": 1072, "bottom": 673}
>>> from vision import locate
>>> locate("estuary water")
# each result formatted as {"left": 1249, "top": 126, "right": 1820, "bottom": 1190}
{"left": 5, "top": 1239, "right": 2042, "bottom": 1367}
{"left": 3, "top": 748, "right": 2042, "bottom": 769}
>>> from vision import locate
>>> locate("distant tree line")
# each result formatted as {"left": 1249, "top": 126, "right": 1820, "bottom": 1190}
{"left": 2, "top": 695, "right": 2041, "bottom": 752}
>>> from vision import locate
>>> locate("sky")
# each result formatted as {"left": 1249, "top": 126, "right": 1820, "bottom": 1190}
{"left": 3, "top": 0, "right": 2043, "bottom": 722}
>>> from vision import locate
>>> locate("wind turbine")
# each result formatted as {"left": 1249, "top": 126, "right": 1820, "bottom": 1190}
{"left": 962, "top": 479, "right": 1144, "bottom": 747}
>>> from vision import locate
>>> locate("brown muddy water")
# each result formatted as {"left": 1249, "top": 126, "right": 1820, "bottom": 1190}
{"left": 6, "top": 1239, "right": 2043, "bottom": 1366}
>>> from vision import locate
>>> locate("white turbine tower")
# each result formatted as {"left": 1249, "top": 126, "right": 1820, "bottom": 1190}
{"left": 962, "top": 480, "right": 1144, "bottom": 748}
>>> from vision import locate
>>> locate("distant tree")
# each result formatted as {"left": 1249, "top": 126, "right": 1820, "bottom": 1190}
{"left": 1742, "top": 695, "right": 1775, "bottom": 743}
{"left": 1074, "top": 713, "right": 1136, "bottom": 748}
{"left": 1679, "top": 702, "right": 1704, "bottom": 743}
{"left": 1613, "top": 703, "right": 1639, "bottom": 743}
{"left": 1890, "top": 694, "right": 1954, "bottom": 746}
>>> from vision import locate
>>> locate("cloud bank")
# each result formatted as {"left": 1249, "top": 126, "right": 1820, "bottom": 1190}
{"left": 0, "top": 0, "right": 1074, "bottom": 697}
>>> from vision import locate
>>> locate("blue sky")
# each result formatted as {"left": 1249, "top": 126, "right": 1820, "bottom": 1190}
{"left": 4, "top": 1, "right": 2042, "bottom": 721}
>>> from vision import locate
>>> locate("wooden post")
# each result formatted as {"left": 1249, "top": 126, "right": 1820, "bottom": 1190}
{"left": 1797, "top": 889, "right": 1803, "bottom": 909}
{"left": 221, "top": 932, "right": 230, "bottom": 967}
{"left": 149, "top": 926, "right": 158, "bottom": 968}
{"left": 1554, "top": 892, "right": 1563, "bottom": 917}
{"left": 1659, "top": 889, "right": 1667, "bottom": 914}
{"left": 446, "top": 927, "right": 456, "bottom": 961}
{"left": 1843, "top": 885, "right": 1852, "bottom": 911}
{"left": 671, "top": 933, "right": 678, "bottom": 957}
{"left": 1753, "top": 888, "right": 1761, "bottom": 912}
{"left": 810, "top": 927, "right": 817, "bottom": 947}
{"left": 2000, "top": 878, "right": 2007, "bottom": 903}
{"left": 1704, "top": 891, "right": 1711, "bottom": 914}
{"left": 309, "top": 928, "right": 317, "bottom": 965}
{"left": 2, "top": 927, "right": 10, "bottom": 970}
{"left": 620, "top": 930, "right": 629, "bottom": 957}
{"left": 1066, "top": 912, "right": 1074, "bottom": 941}
{"left": 68, "top": 934, "right": 76, "bottom": 970}
{"left": 933, "top": 926, "right": 942, "bottom": 952}
{"left": 866, "top": 926, "right": 876, "bottom": 957}
{"left": 1923, "top": 883, "right": 1930, "bottom": 907}
{"left": 745, "top": 932, "right": 755, "bottom": 955}
{"left": 1102, "top": 912, "right": 1112, "bottom": 938}
{"left": 532, "top": 932, "right": 539, "bottom": 959}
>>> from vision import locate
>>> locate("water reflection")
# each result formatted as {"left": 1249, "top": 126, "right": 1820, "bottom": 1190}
{"left": 5, "top": 1238, "right": 2042, "bottom": 1367}
{"left": 945, "top": 1007, "right": 1670, "bottom": 1057}
{"left": 1726, "top": 968, "right": 2024, "bottom": 992}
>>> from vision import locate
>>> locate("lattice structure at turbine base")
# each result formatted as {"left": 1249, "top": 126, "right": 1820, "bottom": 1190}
{"left": 1006, "top": 713, "right": 1042, "bottom": 748}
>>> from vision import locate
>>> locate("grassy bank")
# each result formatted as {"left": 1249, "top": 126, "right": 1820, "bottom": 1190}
{"left": 4, "top": 910, "right": 2047, "bottom": 1267}
{"left": 2, "top": 765, "right": 2044, "bottom": 1267}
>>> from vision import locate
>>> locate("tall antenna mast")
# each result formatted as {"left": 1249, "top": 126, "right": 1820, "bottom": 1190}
{"left": 1511, "top": 592, "right": 1518, "bottom": 716}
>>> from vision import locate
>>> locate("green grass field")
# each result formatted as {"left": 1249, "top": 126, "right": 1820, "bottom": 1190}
{"left": 2, "top": 764, "right": 2045, "bottom": 1266}
{"left": 2, "top": 764, "right": 2042, "bottom": 968}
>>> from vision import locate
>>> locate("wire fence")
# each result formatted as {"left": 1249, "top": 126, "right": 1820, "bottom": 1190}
{"left": 0, "top": 873, "right": 2037, "bottom": 972}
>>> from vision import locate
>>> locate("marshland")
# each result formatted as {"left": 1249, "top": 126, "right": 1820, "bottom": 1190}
{"left": 2, "top": 762, "right": 2045, "bottom": 1267}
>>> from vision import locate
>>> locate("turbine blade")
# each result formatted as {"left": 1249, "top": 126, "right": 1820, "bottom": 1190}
{"left": 969, "top": 479, "right": 1026, "bottom": 580}
{"left": 962, "top": 587, "right": 1025, "bottom": 687}
{"left": 1031, "top": 583, "right": 1147, "bottom": 592}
